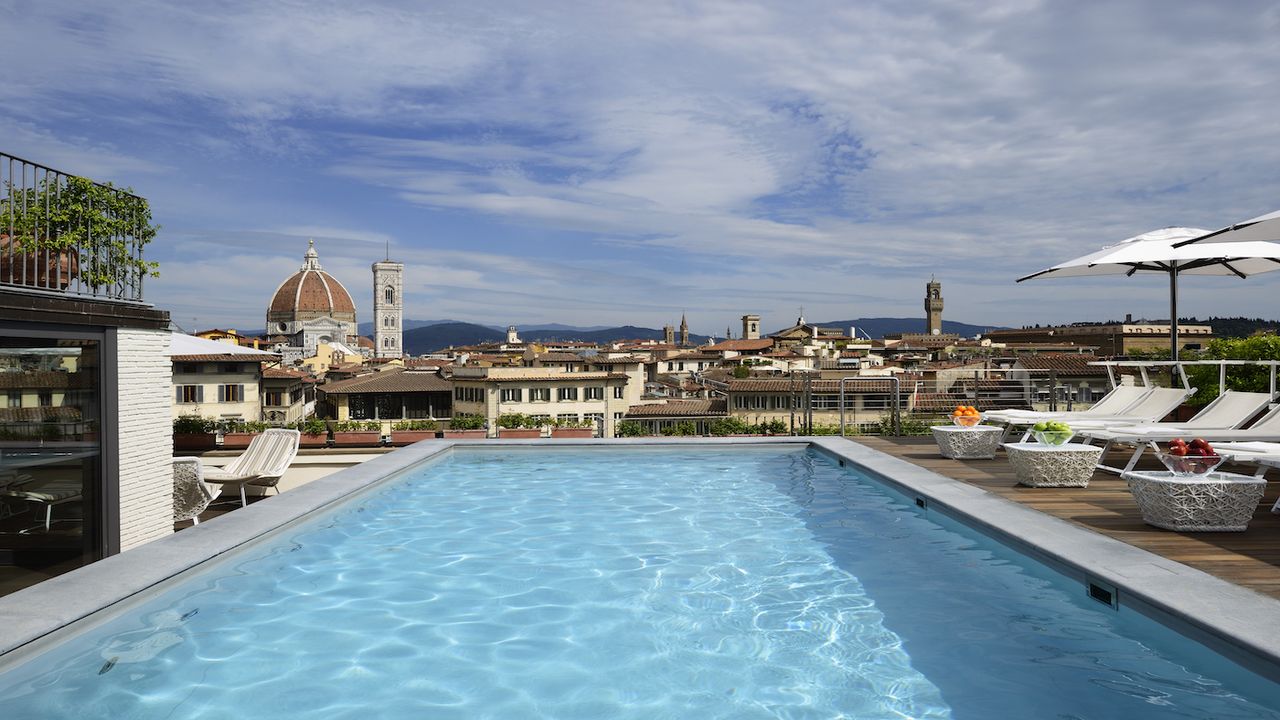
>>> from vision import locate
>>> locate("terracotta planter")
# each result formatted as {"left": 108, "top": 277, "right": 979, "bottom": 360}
{"left": 332, "top": 431, "right": 383, "bottom": 447}
{"left": 299, "top": 432, "right": 329, "bottom": 447}
{"left": 388, "top": 430, "right": 439, "bottom": 446}
{"left": 222, "top": 431, "right": 259, "bottom": 449}
{"left": 174, "top": 433, "right": 217, "bottom": 451}
{"left": 551, "top": 428, "right": 593, "bottom": 438}
{"left": 0, "top": 234, "right": 79, "bottom": 290}
{"left": 499, "top": 428, "right": 542, "bottom": 439}
{"left": 441, "top": 429, "right": 487, "bottom": 439}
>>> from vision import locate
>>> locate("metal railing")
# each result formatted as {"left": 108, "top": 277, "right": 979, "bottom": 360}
{"left": 840, "top": 376, "right": 900, "bottom": 436}
{"left": 1, "top": 151, "right": 151, "bottom": 302}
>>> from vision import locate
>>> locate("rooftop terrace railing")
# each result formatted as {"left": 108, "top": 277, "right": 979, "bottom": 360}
{"left": 1, "top": 151, "right": 155, "bottom": 303}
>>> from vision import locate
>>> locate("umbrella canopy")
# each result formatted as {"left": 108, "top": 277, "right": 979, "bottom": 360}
{"left": 1017, "top": 226, "right": 1280, "bottom": 360}
{"left": 1173, "top": 209, "right": 1280, "bottom": 247}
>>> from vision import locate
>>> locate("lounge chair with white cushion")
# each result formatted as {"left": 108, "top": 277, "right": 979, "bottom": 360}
{"left": 985, "top": 384, "right": 1151, "bottom": 424}
{"left": 1212, "top": 442, "right": 1280, "bottom": 513}
{"left": 994, "top": 386, "right": 1195, "bottom": 441}
{"left": 202, "top": 429, "right": 301, "bottom": 507}
{"left": 1078, "top": 392, "right": 1279, "bottom": 473}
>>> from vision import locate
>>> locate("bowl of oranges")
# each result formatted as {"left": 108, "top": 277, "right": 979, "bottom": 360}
{"left": 951, "top": 405, "right": 982, "bottom": 427}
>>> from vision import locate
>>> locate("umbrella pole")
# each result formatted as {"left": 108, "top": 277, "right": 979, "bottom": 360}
{"left": 1169, "top": 261, "right": 1179, "bottom": 379}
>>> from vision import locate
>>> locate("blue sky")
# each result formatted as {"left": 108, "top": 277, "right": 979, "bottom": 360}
{"left": 4, "top": 1, "right": 1280, "bottom": 334}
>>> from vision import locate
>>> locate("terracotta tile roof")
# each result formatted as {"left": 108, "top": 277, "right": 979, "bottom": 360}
{"left": 262, "top": 366, "right": 311, "bottom": 379}
{"left": 320, "top": 368, "right": 451, "bottom": 394}
{"left": 705, "top": 339, "right": 774, "bottom": 352}
{"left": 0, "top": 406, "right": 83, "bottom": 422}
{"left": 586, "top": 356, "right": 645, "bottom": 365}
{"left": 912, "top": 392, "right": 968, "bottom": 411}
{"left": 405, "top": 358, "right": 453, "bottom": 368}
{"left": 455, "top": 372, "right": 628, "bottom": 383}
{"left": 727, "top": 378, "right": 897, "bottom": 393}
{"left": 170, "top": 354, "right": 273, "bottom": 363}
{"left": 1013, "top": 354, "right": 1108, "bottom": 375}
{"left": 534, "top": 352, "right": 583, "bottom": 362}
{"left": 0, "top": 371, "right": 75, "bottom": 389}
{"left": 667, "top": 352, "right": 720, "bottom": 361}
{"left": 625, "top": 399, "right": 728, "bottom": 417}
{"left": 267, "top": 267, "right": 356, "bottom": 318}
{"left": 618, "top": 342, "right": 677, "bottom": 351}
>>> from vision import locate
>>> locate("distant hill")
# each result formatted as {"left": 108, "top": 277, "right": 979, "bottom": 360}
{"left": 522, "top": 326, "right": 712, "bottom": 345}
{"left": 402, "top": 323, "right": 505, "bottom": 354}
{"left": 358, "top": 318, "right": 470, "bottom": 336}
{"left": 808, "top": 317, "right": 1006, "bottom": 339}
{"left": 402, "top": 323, "right": 716, "bottom": 354}
{"left": 520, "top": 323, "right": 615, "bottom": 333}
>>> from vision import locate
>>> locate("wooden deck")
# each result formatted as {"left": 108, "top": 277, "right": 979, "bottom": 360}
{"left": 852, "top": 436, "right": 1280, "bottom": 600}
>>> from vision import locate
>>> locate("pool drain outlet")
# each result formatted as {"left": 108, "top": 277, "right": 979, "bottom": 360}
{"left": 1088, "top": 578, "right": 1119, "bottom": 610}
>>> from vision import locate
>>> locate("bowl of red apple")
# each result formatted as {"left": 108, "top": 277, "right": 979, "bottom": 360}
{"left": 1156, "top": 438, "right": 1223, "bottom": 477}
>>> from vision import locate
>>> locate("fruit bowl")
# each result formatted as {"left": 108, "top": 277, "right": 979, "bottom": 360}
{"left": 1031, "top": 429, "right": 1075, "bottom": 446}
{"left": 952, "top": 413, "right": 983, "bottom": 428}
{"left": 1155, "top": 451, "right": 1224, "bottom": 477}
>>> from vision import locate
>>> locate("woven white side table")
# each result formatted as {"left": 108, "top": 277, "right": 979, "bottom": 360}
{"left": 1002, "top": 442, "right": 1103, "bottom": 487}
{"left": 930, "top": 425, "right": 1003, "bottom": 460}
{"left": 1122, "top": 471, "right": 1266, "bottom": 532}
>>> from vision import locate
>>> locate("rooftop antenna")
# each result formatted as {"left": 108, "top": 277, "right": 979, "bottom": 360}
{"left": 385, "top": 238, "right": 390, "bottom": 261}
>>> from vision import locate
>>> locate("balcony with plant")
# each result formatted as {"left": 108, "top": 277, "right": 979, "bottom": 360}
{"left": 1, "top": 152, "right": 159, "bottom": 301}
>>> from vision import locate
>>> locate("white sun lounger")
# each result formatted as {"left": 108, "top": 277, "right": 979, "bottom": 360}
{"left": 995, "top": 387, "right": 1195, "bottom": 441}
{"left": 985, "top": 385, "right": 1151, "bottom": 424}
{"left": 1204, "top": 441, "right": 1280, "bottom": 514}
{"left": 1078, "top": 392, "right": 1279, "bottom": 474}
{"left": 202, "top": 429, "right": 301, "bottom": 507}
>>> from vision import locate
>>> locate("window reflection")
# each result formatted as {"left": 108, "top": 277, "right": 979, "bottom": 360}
{"left": 0, "top": 337, "right": 100, "bottom": 597}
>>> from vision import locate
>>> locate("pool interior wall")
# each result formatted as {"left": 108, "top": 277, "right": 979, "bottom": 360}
{"left": 0, "top": 438, "right": 1278, "bottom": 708}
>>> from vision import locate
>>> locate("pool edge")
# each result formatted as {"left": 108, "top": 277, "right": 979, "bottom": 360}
{"left": 808, "top": 437, "right": 1280, "bottom": 684}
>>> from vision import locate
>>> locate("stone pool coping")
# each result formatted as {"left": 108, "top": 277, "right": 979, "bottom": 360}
{"left": 2, "top": 437, "right": 1279, "bottom": 682}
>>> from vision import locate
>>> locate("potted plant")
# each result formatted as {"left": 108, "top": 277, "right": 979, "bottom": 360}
{"left": 333, "top": 419, "right": 383, "bottom": 447}
{"left": 221, "top": 419, "right": 269, "bottom": 449}
{"left": 615, "top": 420, "right": 651, "bottom": 438}
{"left": 0, "top": 176, "right": 159, "bottom": 291}
{"left": 294, "top": 417, "right": 330, "bottom": 447}
{"left": 708, "top": 417, "right": 758, "bottom": 437}
{"left": 497, "top": 413, "right": 541, "bottom": 439}
{"left": 389, "top": 419, "right": 439, "bottom": 446}
{"left": 173, "top": 415, "right": 217, "bottom": 451}
{"left": 550, "top": 416, "right": 594, "bottom": 438}
{"left": 442, "top": 413, "right": 487, "bottom": 439}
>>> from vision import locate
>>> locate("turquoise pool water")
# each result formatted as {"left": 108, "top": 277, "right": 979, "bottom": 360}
{"left": 0, "top": 446, "right": 1277, "bottom": 718}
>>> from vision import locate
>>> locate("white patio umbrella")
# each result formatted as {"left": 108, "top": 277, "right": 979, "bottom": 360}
{"left": 1017, "top": 226, "right": 1280, "bottom": 360}
{"left": 1173, "top": 208, "right": 1280, "bottom": 247}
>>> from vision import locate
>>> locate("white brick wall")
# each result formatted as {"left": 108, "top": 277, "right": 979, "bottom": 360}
{"left": 117, "top": 328, "right": 174, "bottom": 550}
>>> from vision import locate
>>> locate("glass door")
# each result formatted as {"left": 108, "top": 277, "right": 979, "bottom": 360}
{"left": 0, "top": 334, "right": 102, "bottom": 597}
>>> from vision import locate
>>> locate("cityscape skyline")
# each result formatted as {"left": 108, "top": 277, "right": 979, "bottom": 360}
{"left": 4, "top": 2, "right": 1280, "bottom": 330}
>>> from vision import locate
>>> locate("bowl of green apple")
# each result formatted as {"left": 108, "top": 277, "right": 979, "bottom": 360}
{"left": 1030, "top": 421, "right": 1074, "bottom": 446}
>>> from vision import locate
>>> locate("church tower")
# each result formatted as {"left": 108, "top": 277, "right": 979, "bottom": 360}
{"left": 741, "top": 314, "right": 761, "bottom": 340}
{"left": 663, "top": 324, "right": 675, "bottom": 345}
{"left": 925, "top": 277, "right": 944, "bottom": 336}
{"left": 679, "top": 313, "right": 689, "bottom": 347}
{"left": 373, "top": 256, "right": 404, "bottom": 358}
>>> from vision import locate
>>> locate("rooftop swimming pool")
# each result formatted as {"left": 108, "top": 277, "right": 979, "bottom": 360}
{"left": 1, "top": 444, "right": 1278, "bottom": 718}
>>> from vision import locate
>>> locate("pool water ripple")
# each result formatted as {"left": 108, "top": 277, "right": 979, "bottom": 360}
{"left": 0, "top": 446, "right": 1277, "bottom": 718}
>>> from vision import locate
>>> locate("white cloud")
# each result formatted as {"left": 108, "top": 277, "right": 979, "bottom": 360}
{"left": 5, "top": 1, "right": 1280, "bottom": 329}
